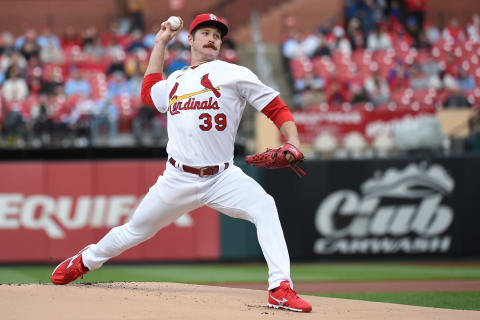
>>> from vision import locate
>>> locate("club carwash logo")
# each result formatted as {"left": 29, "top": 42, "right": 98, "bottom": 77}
{"left": 314, "top": 163, "right": 455, "bottom": 254}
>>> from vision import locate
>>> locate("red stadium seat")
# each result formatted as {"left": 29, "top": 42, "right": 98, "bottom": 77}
{"left": 289, "top": 58, "right": 310, "bottom": 80}
{"left": 312, "top": 56, "right": 334, "bottom": 78}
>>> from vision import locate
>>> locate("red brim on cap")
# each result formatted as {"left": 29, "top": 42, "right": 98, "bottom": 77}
{"left": 189, "top": 13, "right": 228, "bottom": 38}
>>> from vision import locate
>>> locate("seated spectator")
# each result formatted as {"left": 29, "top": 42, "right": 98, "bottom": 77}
{"left": 127, "top": 70, "right": 143, "bottom": 96}
{"left": 332, "top": 26, "right": 352, "bottom": 54}
{"left": 431, "top": 70, "right": 459, "bottom": 91}
{"left": 90, "top": 97, "right": 118, "bottom": 146}
{"left": 326, "top": 77, "right": 349, "bottom": 105}
{"left": 424, "top": 21, "right": 441, "bottom": 44}
{"left": 387, "top": 62, "right": 410, "bottom": 91}
{"left": 107, "top": 71, "right": 130, "bottom": 98}
{"left": 408, "top": 63, "right": 431, "bottom": 90}
{"left": 143, "top": 24, "right": 160, "bottom": 49}
{"left": 350, "top": 83, "right": 370, "bottom": 104}
{"left": 124, "top": 53, "right": 147, "bottom": 78}
{"left": 364, "top": 70, "right": 390, "bottom": 106}
{"left": 293, "top": 71, "right": 325, "bottom": 108}
{"left": 62, "top": 26, "right": 82, "bottom": 49}
{"left": 1, "top": 52, "right": 27, "bottom": 75}
{"left": 1, "top": 101, "right": 28, "bottom": 144}
{"left": 127, "top": 29, "right": 147, "bottom": 53}
{"left": 405, "top": 0, "right": 427, "bottom": 31}
{"left": 0, "top": 32, "right": 15, "bottom": 56}
{"left": 102, "top": 21, "right": 122, "bottom": 46}
{"left": 282, "top": 31, "right": 304, "bottom": 59}
{"left": 346, "top": 18, "right": 365, "bottom": 50}
{"left": 2, "top": 65, "right": 28, "bottom": 101}
{"left": 106, "top": 53, "right": 126, "bottom": 75}
{"left": 82, "top": 36, "right": 105, "bottom": 60}
{"left": 367, "top": 23, "right": 392, "bottom": 51}
{"left": 312, "top": 32, "right": 331, "bottom": 57}
{"left": 442, "top": 17, "right": 466, "bottom": 42}
{"left": 30, "top": 94, "right": 53, "bottom": 146}
{"left": 26, "top": 55, "right": 43, "bottom": 80}
{"left": 405, "top": 17, "right": 422, "bottom": 47}
{"left": 166, "top": 45, "right": 189, "bottom": 75}
{"left": 467, "top": 14, "right": 480, "bottom": 42}
{"left": 421, "top": 54, "right": 442, "bottom": 78}
{"left": 105, "top": 37, "right": 125, "bottom": 59}
{"left": 68, "top": 94, "right": 95, "bottom": 145}
{"left": 14, "top": 28, "right": 36, "bottom": 51}
{"left": 175, "top": 30, "right": 190, "bottom": 48}
{"left": 48, "top": 93, "right": 72, "bottom": 145}
{"left": 37, "top": 26, "right": 61, "bottom": 50}
{"left": 294, "top": 70, "right": 324, "bottom": 92}
{"left": 65, "top": 69, "right": 91, "bottom": 97}
{"left": 39, "top": 35, "right": 64, "bottom": 64}
{"left": 28, "top": 74, "right": 44, "bottom": 95}
{"left": 41, "top": 66, "right": 64, "bottom": 95}
{"left": 360, "top": 0, "right": 380, "bottom": 38}
{"left": 390, "top": 23, "right": 414, "bottom": 48}
{"left": 81, "top": 26, "right": 98, "bottom": 48}
{"left": 388, "top": 0, "right": 402, "bottom": 24}
{"left": 456, "top": 68, "right": 475, "bottom": 93}
{"left": 20, "top": 37, "right": 41, "bottom": 62}
{"left": 299, "top": 31, "right": 320, "bottom": 58}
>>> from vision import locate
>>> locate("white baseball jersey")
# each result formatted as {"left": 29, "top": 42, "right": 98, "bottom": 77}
{"left": 79, "top": 62, "right": 294, "bottom": 293}
{"left": 150, "top": 60, "right": 279, "bottom": 166}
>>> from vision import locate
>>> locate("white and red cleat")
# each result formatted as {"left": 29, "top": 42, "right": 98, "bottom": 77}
{"left": 51, "top": 246, "right": 91, "bottom": 285}
{"left": 268, "top": 280, "right": 312, "bottom": 312}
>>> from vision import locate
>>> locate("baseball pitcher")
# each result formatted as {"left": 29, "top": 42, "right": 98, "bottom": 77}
{"left": 51, "top": 13, "right": 311, "bottom": 313}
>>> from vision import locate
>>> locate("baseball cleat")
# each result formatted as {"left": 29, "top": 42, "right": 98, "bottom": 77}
{"left": 51, "top": 245, "right": 91, "bottom": 285}
{"left": 268, "top": 280, "right": 312, "bottom": 312}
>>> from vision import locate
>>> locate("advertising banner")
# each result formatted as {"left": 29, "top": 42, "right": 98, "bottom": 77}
{"left": 0, "top": 161, "right": 220, "bottom": 262}
{"left": 262, "top": 156, "right": 480, "bottom": 259}
{"left": 293, "top": 105, "right": 436, "bottom": 143}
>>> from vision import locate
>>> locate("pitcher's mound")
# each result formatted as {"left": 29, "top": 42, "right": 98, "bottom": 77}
{"left": 1, "top": 282, "right": 478, "bottom": 320}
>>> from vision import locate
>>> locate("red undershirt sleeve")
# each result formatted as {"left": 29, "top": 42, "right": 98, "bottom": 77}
{"left": 261, "top": 96, "right": 295, "bottom": 129}
{"left": 141, "top": 73, "right": 163, "bottom": 107}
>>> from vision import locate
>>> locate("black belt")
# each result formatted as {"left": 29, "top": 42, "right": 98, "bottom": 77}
{"left": 169, "top": 158, "right": 229, "bottom": 177}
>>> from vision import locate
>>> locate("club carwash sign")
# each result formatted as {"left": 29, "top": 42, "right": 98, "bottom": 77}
{"left": 314, "top": 163, "right": 455, "bottom": 254}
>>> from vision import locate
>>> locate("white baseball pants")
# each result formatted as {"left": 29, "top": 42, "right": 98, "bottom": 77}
{"left": 82, "top": 162, "right": 292, "bottom": 290}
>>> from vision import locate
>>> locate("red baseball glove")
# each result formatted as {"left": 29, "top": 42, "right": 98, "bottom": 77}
{"left": 245, "top": 143, "right": 306, "bottom": 178}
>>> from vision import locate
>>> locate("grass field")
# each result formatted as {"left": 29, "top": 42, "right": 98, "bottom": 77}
{"left": 316, "top": 292, "right": 480, "bottom": 311}
{"left": 1, "top": 262, "right": 479, "bottom": 311}
{"left": 1, "top": 262, "right": 480, "bottom": 284}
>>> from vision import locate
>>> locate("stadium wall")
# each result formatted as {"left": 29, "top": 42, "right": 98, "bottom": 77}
{"left": 261, "top": 156, "right": 480, "bottom": 260}
{"left": 1, "top": 155, "right": 480, "bottom": 263}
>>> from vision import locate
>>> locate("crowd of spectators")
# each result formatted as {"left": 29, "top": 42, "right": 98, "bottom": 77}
{"left": 0, "top": 19, "right": 238, "bottom": 148}
{"left": 282, "top": 0, "right": 480, "bottom": 110}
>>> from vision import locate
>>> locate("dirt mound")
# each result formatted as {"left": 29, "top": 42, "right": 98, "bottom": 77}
{"left": 1, "top": 282, "right": 478, "bottom": 320}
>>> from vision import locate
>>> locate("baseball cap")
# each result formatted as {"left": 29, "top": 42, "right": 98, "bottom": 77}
{"left": 189, "top": 13, "right": 228, "bottom": 38}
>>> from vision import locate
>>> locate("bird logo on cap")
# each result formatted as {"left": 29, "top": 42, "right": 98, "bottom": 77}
{"left": 210, "top": 14, "right": 218, "bottom": 21}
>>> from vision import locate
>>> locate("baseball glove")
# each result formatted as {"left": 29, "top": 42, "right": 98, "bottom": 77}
{"left": 245, "top": 143, "right": 306, "bottom": 178}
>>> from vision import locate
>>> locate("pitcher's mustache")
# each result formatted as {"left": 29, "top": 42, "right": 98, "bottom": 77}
{"left": 203, "top": 43, "right": 217, "bottom": 50}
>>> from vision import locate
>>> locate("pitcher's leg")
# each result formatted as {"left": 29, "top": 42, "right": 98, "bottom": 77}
{"left": 83, "top": 182, "right": 196, "bottom": 270}
{"left": 205, "top": 166, "right": 291, "bottom": 290}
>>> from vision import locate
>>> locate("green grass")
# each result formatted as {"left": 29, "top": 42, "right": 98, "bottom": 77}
{"left": 1, "top": 262, "right": 480, "bottom": 284}
{"left": 315, "top": 291, "right": 480, "bottom": 311}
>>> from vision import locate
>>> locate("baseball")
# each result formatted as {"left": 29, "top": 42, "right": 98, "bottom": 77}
{"left": 167, "top": 16, "right": 181, "bottom": 30}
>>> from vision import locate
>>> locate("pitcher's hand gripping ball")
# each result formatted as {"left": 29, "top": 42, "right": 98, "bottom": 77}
{"left": 246, "top": 143, "right": 306, "bottom": 178}
{"left": 167, "top": 16, "right": 181, "bottom": 30}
